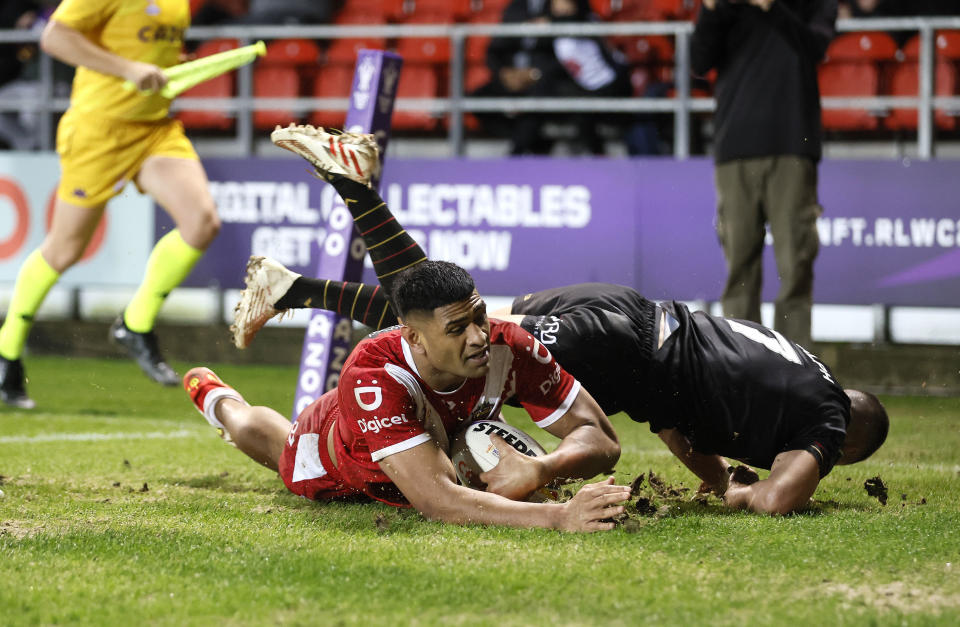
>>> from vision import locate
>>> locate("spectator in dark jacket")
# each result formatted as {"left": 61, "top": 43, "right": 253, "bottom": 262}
{"left": 691, "top": 0, "right": 837, "bottom": 348}
{"left": 473, "top": 0, "right": 631, "bottom": 155}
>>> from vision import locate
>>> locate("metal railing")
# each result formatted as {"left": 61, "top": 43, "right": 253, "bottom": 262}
{"left": 2, "top": 17, "right": 960, "bottom": 158}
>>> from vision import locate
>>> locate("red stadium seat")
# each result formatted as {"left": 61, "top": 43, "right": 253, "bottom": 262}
{"left": 253, "top": 67, "right": 300, "bottom": 130}
{"left": 610, "top": 3, "right": 662, "bottom": 21}
{"left": 885, "top": 60, "right": 958, "bottom": 131}
{"left": 466, "top": 35, "right": 491, "bottom": 63}
{"left": 176, "top": 39, "right": 239, "bottom": 131}
{"left": 396, "top": 0, "right": 471, "bottom": 22}
{"left": 465, "top": 63, "right": 491, "bottom": 92}
{"left": 262, "top": 39, "right": 321, "bottom": 67}
{"left": 825, "top": 32, "right": 898, "bottom": 62}
{"left": 328, "top": 12, "right": 388, "bottom": 64}
{"left": 392, "top": 65, "right": 440, "bottom": 131}
{"left": 177, "top": 74, "right": 234, "bottom": 130}
{"left": 454, "top": 64, "right": 492, "bottom": 131}
{"left": 471, "top": 0, "right": 511, "bottom": 14}
{"left": 467, "top": 8, "right": 504, "bottom": 23}
{"left": 192, "top": 38, "right": 240, "bottom": 59}
{"left": 818, "top": 63, "right": 882, "bottom": 131}
{"left": 327, "top": 38, "right": 390, "bottom": 64}
{"left": 310, "top": 65, "right": 354, "bottom": 129}
{"left": 902, "top": 31, "right": 960, "bottom": 61}
{"left": 336, "top": 0, "right": 394, "bottom": 22}
{"left": 936, "top": 31, "right": 960, "bottom": 60}
{"left": 395, "top": 12, "right": 452, "bottom": 64}
{"left": 612, "top": 0, "right": 686, "bottom": 21}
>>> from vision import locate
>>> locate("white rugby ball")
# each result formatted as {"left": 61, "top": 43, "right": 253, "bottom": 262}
{"left": 450, "top": 420, "right": 558, "bottom": 501}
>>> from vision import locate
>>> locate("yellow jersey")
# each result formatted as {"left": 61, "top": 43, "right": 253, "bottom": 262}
{"left": 52, "top": 0, "right": 189, "bottom": 121}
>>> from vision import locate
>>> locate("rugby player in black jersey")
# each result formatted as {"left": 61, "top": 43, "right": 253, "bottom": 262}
{"left": 238, "top": 126, "right": 888, "bottom": 516}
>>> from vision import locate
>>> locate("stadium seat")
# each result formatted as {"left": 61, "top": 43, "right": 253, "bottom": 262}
{"left": 392, "top": 65, "right": 440, "bottom": 131}
{"left": 328, "top": 12, "right": 388, "bottom": 64}
{"left": 470, "top": 0, "right": 511, "bottom": 14}
{"left": 262, "top": 39, "right": 321, "bottom": 67}
{"left": 395, "top": 12, "right": 452, "bottom": 64}
{"left": 336, "top": 0, "right": 395, "bottom": 22}
{"left": 253, "top": 67, "right": 300, "bottom": 130}
{"left": 309, "top": 65, "right": 354, "bottom": 129}
{"left": 327, "top": 38, "right": 389, "bottom": 64}
{"left": 885, "top": 60, "right": 958, "bottom": 131}
{"left": 395, "top": 0, "right": 471, "bottom": 22}
{"left": 611, "top": 0, "right": 686, "bottom": 21}
{"left": 466, "top": 35, "right": 491, "bottom": 63}
{"left": 824, "top": 32, "right": 898, "bottom": 63}
{"left": 818, "top": 63, "right": 882, "bottom": 131}
{"left": 176, "top": 39, "right": 239, "bottom": 131}
{"left": 467, "top": 7, "right": 504, "bottom": 23}
{"left": 450, "top": 64, "right": 492, "bottom": 131}
{"left": 901, "top": 31, "right": 960, "bottom": 61}
{"left": 465, "top": 63, "right": 491, "bottom": 93}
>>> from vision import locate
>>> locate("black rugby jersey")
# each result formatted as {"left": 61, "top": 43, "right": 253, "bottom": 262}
{"left": 512, "top": 284, "right": 851, "bottom": 477}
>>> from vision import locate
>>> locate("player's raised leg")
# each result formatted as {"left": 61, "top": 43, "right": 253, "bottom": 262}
{"left": 233, "top": 125, "right": 427, "bottom": 348}
{"left": 270, "top": 125, "right": 426, "bottom": 293}
{"left": 232, "top": 256, "right": 399, "bottom": 348}
{"left": 0, "top": 198, "right": 105, "bottom": 408}
{"left": 114, "top": 156, "right": 220, "bottom": 386}
{"left": 183, "top": 367, "right": 289, "bottom": 470}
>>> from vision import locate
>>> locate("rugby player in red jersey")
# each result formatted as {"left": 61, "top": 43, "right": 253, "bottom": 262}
{"left": 185, "top": 260, "right": 627, "bottom": 531}
{"left": 235, "top": 125, "right": 888, "bottom": 517}
{"left": 184, "top": 128, "right": 628, "bottom": 531}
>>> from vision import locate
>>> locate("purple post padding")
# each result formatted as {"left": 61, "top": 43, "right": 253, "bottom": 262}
{"left": 292, "top": 50, "right": 403, "bottom": 419}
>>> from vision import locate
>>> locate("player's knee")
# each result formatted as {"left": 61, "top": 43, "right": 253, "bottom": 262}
{"left": 187, "top": 203, "right": 221, "bottom": 248}
{"left": 41, "top": 239, "right": 85, "bottom": 272}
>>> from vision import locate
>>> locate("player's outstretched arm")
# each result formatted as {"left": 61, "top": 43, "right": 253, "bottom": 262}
{"left": 657, "top": 428, "right": 731, "bottom": 494}
{"left": 378, "top": 440, "right": 630, "bottom": 532}
{"left": 722, "top": 449, "right": 821, "bottom": 515}
{"left": 41, "top": 19, "right": 167, "bottom": 90}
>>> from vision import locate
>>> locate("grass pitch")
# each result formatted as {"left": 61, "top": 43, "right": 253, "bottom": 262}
{"left": 1, "top": 355, "right": 959, "bottom": 625}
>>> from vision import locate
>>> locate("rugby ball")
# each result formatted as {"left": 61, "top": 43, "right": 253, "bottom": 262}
{"left": 450, "top": 420, "right": 558, "bottom": 501}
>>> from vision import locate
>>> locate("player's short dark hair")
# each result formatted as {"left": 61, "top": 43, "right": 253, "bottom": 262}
{"left": 844, "top": 390, "right": 889, "bottom": 464}
{"left": 390, "top": 260, "right": 476, "bottom": 320}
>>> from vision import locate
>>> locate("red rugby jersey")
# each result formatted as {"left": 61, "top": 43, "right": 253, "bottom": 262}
{"left": 332, "top": 319, "right": 581, "bottom": 496}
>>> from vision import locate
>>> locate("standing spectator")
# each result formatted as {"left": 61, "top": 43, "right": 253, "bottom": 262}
{"left": 473, "top": 0, "right": 630, "bottom": 155}
{"left": 691, "top": 0, "right": 837, "bottom": 348}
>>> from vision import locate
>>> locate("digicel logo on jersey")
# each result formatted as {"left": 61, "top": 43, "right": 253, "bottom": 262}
{"left": 358, "top": 413, "right": 410, "bottom": 434}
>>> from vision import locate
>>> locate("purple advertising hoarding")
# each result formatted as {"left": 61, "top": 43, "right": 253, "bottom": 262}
{"left": 159, "top": 157, "right": 960, "bottom": 309}
{"left": 293, "top": 50, "right": 402, "bottom": 417}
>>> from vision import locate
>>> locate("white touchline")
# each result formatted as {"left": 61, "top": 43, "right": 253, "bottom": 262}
{"left": 0, "top": 429, "right": 200, "bottom": 444}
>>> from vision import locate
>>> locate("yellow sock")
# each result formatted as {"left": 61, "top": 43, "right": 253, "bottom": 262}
{"left": 0, "top": 249, "right": 61, "bottom": 361}
{"left": 123, "top": 230, "right": 203, "bottom": 333}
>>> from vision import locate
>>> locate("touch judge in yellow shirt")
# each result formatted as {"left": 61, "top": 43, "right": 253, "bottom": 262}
{"left": 0, "top": 0, "right": 221, "bottom": 408}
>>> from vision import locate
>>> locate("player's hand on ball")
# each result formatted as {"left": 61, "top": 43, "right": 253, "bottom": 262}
{"left": 125, "top": 61, "right": 168, "bottom": 92}
{"left": 559, "top": 477, "right": 631, "bottom": 532}
{"left": 479, "top": 433, "right": 548, "bottom": 501}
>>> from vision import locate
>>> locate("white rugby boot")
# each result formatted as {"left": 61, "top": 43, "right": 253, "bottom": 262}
{"left": 231, "top": 256, "right": 300, "bottom": 349}
{"left": 270, "top": 124, "right": 380, "bottom": 188}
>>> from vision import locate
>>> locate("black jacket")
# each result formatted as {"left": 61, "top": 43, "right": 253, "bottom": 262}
{"left": 691, "top": 0, "right": 837, "bottom": 163}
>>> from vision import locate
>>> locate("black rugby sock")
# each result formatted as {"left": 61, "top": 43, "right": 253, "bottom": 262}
{"left": 274, "top": 278, "right": 399, "bottom": 330}
{"left": 329, "top": 176, "right": 426, "bottom": 298}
